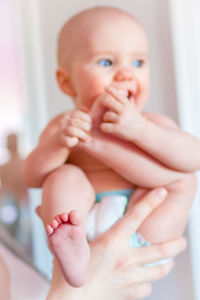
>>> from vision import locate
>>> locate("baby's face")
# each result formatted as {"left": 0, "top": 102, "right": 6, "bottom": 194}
{"left": 68, "top": 16, "right": 150, "bottom": 111}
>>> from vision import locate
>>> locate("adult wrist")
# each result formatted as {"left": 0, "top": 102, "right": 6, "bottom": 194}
{"left": 58, "top": 284, "right": 94, "bottom": 300}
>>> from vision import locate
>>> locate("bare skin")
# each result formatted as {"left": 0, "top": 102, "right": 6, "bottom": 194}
{"left": 45, "top": 189, "right": 187, "bottom": 300}
{"left": 23, "top": 7, "right": 199, "bottom": 288}
{"left": 47, "top": 210, "right": 90, "bottom": 287}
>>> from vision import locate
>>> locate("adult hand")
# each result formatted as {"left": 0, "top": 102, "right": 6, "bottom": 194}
{"left": 47, "top": 188, "right": 187, "bottom": 300}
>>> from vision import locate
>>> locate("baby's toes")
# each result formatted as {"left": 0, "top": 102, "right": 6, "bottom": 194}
{"left": 60, "top": 212, "right": 69, "bottom": 223}
{"left": 69, "top": 210, "right": 82, "bottom": 226}
{"left": 46, "top": 218, "right": 60, "bottom": 236}
{"left": 55, "top": 214, "right": 62, "bottom": 225}
{"left": 46, "top": 224, "right": 54, "bottom": 236}
{"left": 51, "top": 219, "right": 59, "bottom": 229}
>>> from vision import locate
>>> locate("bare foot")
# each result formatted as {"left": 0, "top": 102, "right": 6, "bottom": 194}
{"left": 89, "top": 95, "right": 107, "bottom": 132}
{"left": 46, "top": 210, "right": 90, "bottom": 287}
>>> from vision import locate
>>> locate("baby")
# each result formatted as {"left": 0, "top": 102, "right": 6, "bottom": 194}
{"left": 24, "top": 6, "right": 199, "bottom": 288}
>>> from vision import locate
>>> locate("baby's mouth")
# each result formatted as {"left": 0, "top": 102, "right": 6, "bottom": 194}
{"left": 127, "top": 90, "right": 135, "bottom": 102}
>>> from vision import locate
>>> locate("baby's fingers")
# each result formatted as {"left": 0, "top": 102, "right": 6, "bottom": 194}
{"left": 106, "top": 86, "right": 129, "bottom": 105}
{"left": 63, "top": 126, "right": 91, "bottom": 142}
{"left": 98, "top": 93, "right": 123, "bottom": 113}
{"left": 69, "top": 118, "right": 91, "bottom": 132}
{"left": 101, "top": 111, "right": 119, "bottom": 134}
{"left": 103, "top": 111, "right": 118, "bottom": 123}
{"left": 72, "top": 110, "right": 92, "bottom": 123}
{"left": 60, "top": 136, "right": 79, "bottom": 148}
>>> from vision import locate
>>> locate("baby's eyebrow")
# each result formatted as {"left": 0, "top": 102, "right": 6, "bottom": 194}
{"left": 87, "top": 51, "right": 148, "bottom": 58}
{"left": 88, "top": 51, "right": 116, "bottom": 57}
{"left": 131, "top": 52, "right": 148, "bottom": 58}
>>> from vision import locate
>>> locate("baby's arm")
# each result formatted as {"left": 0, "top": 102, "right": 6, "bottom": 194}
{"left": 99, "top": 87, "right": 200, "bottom": 172}
{"left": 80, "top": 131, "right": 196, "bottom": 242}
{"left": 80, "top": 94, "right": 186, "bottom": 188}
{"left": 79, "top": 88, "right": 198, "bottom": 243}
{"left": 80, "top": 132, "right": 185, "bottom": 187}
{"left": 23, "top": 110, "right": 92, "bottom": 187}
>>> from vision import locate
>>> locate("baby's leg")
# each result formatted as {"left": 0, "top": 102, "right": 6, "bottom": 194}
{"left": 128, "top": 173, "right": 197, "bottom": 244}
{"left": 40, "top": 164, "right": 95, "bottom": 287}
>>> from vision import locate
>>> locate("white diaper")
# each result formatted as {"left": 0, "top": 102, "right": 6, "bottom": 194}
{"left": 86, "top": 195, "right": 128, "bottom": 241}
{"left": 86, "top": 192, "right": 171, "bottom": 267}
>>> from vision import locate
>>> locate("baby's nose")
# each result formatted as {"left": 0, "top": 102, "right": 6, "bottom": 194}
{"left": 113, "top": 67, "right": 133, "bottom": 82}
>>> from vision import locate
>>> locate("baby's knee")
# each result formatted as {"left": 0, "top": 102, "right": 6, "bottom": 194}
{"left": 43, "top": 164, "right": 95, "bottom": 200}
{"left": 44, "top": 164, "right": 84, "bottom": 186}
{"left": 168, "top": 173, "right": 197, "bottom": 194}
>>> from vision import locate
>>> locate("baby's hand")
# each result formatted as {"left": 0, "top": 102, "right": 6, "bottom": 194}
{"left": 58, "top": 109, "right": 92, "bottom": 148}
{"left": 99, "top": 86, "right": 146, "bottom": 141}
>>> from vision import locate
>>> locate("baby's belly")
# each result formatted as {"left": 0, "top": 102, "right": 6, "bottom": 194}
{"left": 84, "top": 168, "right": 135, "bottom": 193}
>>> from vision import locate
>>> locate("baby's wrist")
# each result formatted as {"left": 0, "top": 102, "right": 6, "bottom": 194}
{"left": 131, "top": 115, "right": 147, "bottom": 142}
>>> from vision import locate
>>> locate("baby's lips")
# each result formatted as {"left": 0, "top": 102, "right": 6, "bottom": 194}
{"left": 127, "top": 90, "right": 135, "bottom": 102}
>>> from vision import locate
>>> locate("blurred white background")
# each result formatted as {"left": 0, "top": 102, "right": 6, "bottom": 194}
{"left": 1, "top": 0, "right": 200, "bottom": 299}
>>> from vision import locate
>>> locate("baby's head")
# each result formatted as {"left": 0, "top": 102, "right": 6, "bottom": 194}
{"left": 56, "top": 6, "right": 150, "bottom": 111}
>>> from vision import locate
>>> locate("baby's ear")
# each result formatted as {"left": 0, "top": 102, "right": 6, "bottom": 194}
{"left": 56, "top": 68, "right": 76, "bottom": 97}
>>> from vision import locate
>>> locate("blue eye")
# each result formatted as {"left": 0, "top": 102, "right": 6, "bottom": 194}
{"left": 97, "top": 59, "right": 113, "bottom": 67}
{"left": 132, "top": 60, "right": 143, "bottom": 68}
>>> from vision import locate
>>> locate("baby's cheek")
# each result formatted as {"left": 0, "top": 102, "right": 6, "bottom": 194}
{"left": 143, "top": 74, "right": 150, "bottom": 98}
{"left": 137, "top": 84, "right": 149, "bottom": 110}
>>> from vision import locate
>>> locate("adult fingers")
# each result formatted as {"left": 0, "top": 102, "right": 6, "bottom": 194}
{"left": 139, "top": 260, "right": 174, "bottom": 283}
{"left": 126, "top": 187, "right": 149, "bottom": 211}
{"left": 106, "top": 188, "right": 167, "bottom": 242}
{"left": 127, "top": 237, "right": 187, "bottom": 266}
{"left": 124, "top": 283, "right": 152, "bottom": 299}
{"left": 122, "top": 260, "right": 174, "bottom": 286}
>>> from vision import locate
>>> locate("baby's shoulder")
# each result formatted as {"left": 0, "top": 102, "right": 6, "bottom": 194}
{"left": 142, "top": 112, "right": 179, "bottom": 129}
{"left": 39, "top": 111, "right": 73, "bottom": 141}
{"left": 48, "top": 110, "right": 73, "bottom": 126}
{"left": 44, "top": 110, "right": 74, "bottom": 130}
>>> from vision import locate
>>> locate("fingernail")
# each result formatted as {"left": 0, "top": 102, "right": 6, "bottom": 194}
{"left": 156, "top": 188, "right": 167, "bottom": 198}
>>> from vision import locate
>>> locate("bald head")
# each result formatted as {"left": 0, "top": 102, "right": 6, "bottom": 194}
{"left": 57, "top": 6, "right": 142, "bottom": 69}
